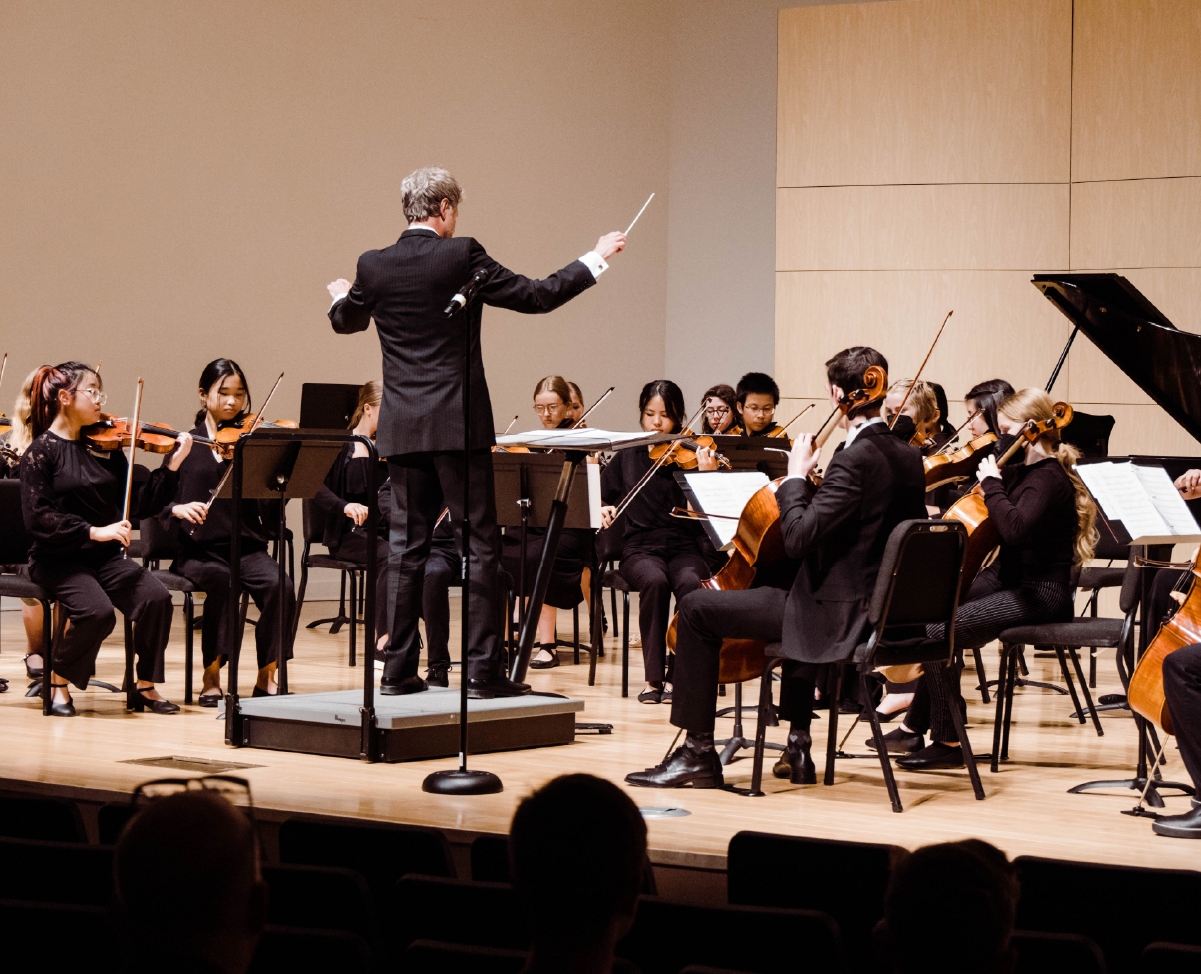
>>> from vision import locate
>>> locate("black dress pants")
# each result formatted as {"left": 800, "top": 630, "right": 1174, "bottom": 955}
{"left": 423, "top": 544, "right": 457, "bottom": 669}
{"left": 670, "top": 586, "right": 816, "bottom": 734}
{"left": 330, "top": 530, "right": 390, "bottom": 638}
{"left": 1163, "top": 643, "right": 1201, "bottom": 790}
{"left": 620, "top": 544, "right": 710, "bottom": 685}
{"left": 175, "top": 547, "right": 295, "bottom": 670}
{"left": 386, "top": 449, "right": 501, "bottom": 683}
{"left": 31, "top": 552, "right": 173, "bottom": 691}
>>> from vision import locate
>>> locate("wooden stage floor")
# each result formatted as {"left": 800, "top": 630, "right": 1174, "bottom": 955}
{"left": 1, "top": 596, "right": 1197, "bottom": 876}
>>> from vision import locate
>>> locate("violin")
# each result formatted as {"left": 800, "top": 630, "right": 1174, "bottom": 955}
{"left": 84, "top": 415, "right": 218, "bottom": 455}
{"left": 492, "top": 414, "right": 531, "bottom": 454}
{"left": 923, "top": 432, "right": 997, "bottom": 491}
{"left": 648, "top": 430, "right": 732, "bottom": 470}
{"left": 1129, "top": 551, "right": 1201, "bottom": 735}
{"left": 212, "top": 413, "right": 298, "bottom": 452}
{"left": 942, "top": 402, "right": 1073, "bottom": 580}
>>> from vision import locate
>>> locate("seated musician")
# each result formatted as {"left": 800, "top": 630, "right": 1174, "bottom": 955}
{"left": 566, "top": 380, "right": 585, "bottom": 424}
{"left": 734, "top": 372, "right": 787, "bottom": 441}
{"left": 928, "top": 382, "right": 958, "bottom": 449}
{"left": 885, "top": 388, "right": 1098, "bottom": 770}
{"left": 625, "top": 348, "right": 926, "bottom": 787}
{"left": 699, "top": 383, "right": 738, "bottom": 435}
{"left": 965, "top": 379, "right": 1015, "bottom": 444}
{"left": 600, "top": 380, "right": 720, "bottom": 704}
{"left": 883, "top": 378, "right": 942, "bottom": 453}
{"left": 165, "top": 359, "right": 296, "bottom": 703}
{"left": 1152, "top": 642, "right": 1201, "bottom": 838}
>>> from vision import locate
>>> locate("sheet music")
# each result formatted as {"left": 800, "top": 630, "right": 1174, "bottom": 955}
{"left": 1131, "top": 464, "right": 1201, "bottom": 535}
{"left": 680, "top": 471, "right": 770, "bottom": 547}
{"left": 1076, "top": 462, "right": 1171, "bottom": 540}
{"left": 586, "top": 460, "right": 602, "bottom": 529}
{"left": 495, "top": 428, "right": 679, "bottom": 452}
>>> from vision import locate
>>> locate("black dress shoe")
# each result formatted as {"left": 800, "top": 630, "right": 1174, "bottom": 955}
{"left": 426, "top": 666, "right": 450, "bottom": 688}
{"left": 46, "top": 683, "right": 76, "bottom": 717}
{"left": 131, "top": 688, "right": 180, "bottom": 714}
{"left": 638, "top": 687, "right": 662, "bottom": 704}
{"left": 24, "top": 655, "right": 43, "bottom": 680}
{"left": 198, "top": 691, "right": 222, "bottom": 708}
{"left": 467, "top": 676, "right": 531, "bottom": 699}
{"left": 896, "top": 742, "right": 964, "bottom": 770}
{"left": 529, "top": 645, "right": 560, "bottom": 670}
{"left": 381, "top": 676, "right": 428, "bottom": 696}
{"left": 1153, "top": 799, "right": 1201, "bottom": 838}
{"left": 866, "top": 728, "right": 925, "bottom": 754}
{"left": 625, "top": 740, "right": 724, "bottom": 789}
{"left": 772, "top": 730, "right": 816, "bottom": 784}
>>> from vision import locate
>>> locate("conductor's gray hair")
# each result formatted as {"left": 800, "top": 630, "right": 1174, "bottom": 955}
{"left": 401, "top": 167, "right": 463, "bottom": 223}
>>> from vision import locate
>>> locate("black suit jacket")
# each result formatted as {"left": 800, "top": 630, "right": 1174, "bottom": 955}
{"left": 330, "top": 228, "right": 596, "bottom": 456}
{"left": 775, "top": 421, "right": 927, "bottom": 665}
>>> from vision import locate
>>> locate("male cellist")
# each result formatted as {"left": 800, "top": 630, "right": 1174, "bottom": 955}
{"left": 626, "top": 347, "right": 927, "bottom": 789}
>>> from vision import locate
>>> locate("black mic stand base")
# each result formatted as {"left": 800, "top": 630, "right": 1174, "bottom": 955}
{"left": 422, "top": 768, "right": 504, "bottom": 795}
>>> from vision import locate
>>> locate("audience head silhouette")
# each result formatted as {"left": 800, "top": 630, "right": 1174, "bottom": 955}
{"left": 511, "top": 774, "right": 646, "bottom": 959}
{"left": 881, "top": 839, "right": 1018, "bottom": 974}
{"left": 115, "top": 790, "right": 267, "bottom": 974}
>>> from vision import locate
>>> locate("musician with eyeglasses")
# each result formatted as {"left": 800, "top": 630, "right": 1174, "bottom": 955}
{"left": 699, "top": 384, "right": 737, "bottom": 435}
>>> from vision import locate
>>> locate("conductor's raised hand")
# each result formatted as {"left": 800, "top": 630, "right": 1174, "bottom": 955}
{"left": 788, "top": 433, "right": 820, "bottom": 481}
{"left": 594, "top": 233, "right": 626, "bottom": 261}
{"left": 327, "top": 278, "right": 353, "bottom": 300}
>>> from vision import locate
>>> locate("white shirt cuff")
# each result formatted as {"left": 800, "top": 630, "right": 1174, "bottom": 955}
{"left": 329, "top": 292, "right": 348, "bottom": 310}
{"left": 578, "top": 251, "right": 608, "bottom": 279}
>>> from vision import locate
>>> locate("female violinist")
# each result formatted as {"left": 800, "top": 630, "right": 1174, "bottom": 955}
{"left": 883, "top": 378, "right": 942, "bottom": 452}
{"left": 965, "top": 379, "right": 1016, "bottom": 442}
{"left": 20, "top": 363, "right": 191, "bottom": 716}
{"left": 881, "top": 388, "right": 1098, "bottom": 771}
{"left": 163, "top": 359, "right": 296, "bottom": 704}
{"left": 600, "top": 380, "right": 720, "bottom": 703}
{"left": 699, "top": 384, "right": 738, "bottom": 435}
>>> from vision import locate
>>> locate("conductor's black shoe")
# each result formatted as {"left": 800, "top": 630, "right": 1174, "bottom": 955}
{"left": 866, "top": 728, "right": 925, "bottom": 754}
{"left": 467, "top": 677, "right": 531, "bottom": 699}
{"left": 896, "top": 742, "right": 964, "bottom": 770}
{"left": 625, "top": 739, "right": 724, "bottom": 789}
{"left": 1152, "top": 799, "right": 1201, "bottom": 839}
{"left": 381, "top": 676, "right": 428, "bottom": 696}
{"left": 426, "top": 665, "right": 450, "bottom": 688}
{"left": 772, "top": 730, "right": 816, "bottom": 784}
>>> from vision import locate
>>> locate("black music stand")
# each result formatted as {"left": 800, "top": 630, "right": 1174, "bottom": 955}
{"left": 220, "top": 430, "right": 357, "bottom": 747}
{"left": 299, "top": 382, "right": 363, "bottom": 430}
{"left": 707, "top": 435, "right": 790, "bottom": 478}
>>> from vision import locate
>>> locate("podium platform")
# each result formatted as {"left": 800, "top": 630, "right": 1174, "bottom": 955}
{"left": 226, "top": 688, "right": 583, "bottom": 763}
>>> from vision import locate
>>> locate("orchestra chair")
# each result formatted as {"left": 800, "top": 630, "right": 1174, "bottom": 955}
{"left": 277, "top": 815, "right": 453, "bottom": 908}
{"left": 1073, "top": 531, "right": 1129, "bottom": 690}
{"left": 988, "top": 560, "right": 1139, "bottom": 771}
{"left": 1014, "top": 855, "right": 1201, "bottom": 974}
{"left": 617, "top": 897, "right": 844, "bottom": 974}
{"left": 747, "top": 520, "right": 983, "bottom": 812}
{"left": 295, "top": 498, "right": 363, "bottom": 665}
{"left": 0, "top": 900, "right": 115, "bottom": 972}
{"left": 249, "top": 925, "right": 373, "bottom": 974}
{"left": 599, "top": 566, "right": 632, "bottom": 696}
{"left": 1011, "top": 930, "right": 1106, "bottom": 974}
{"left": 0, "top": 837, "right": 114, "bottom": 906}
{"left": 726, "top": 831, "right": 900, "bottom": 971}
{"left": 404, "top": 940, "right": 528, "bottom": 974}
{"left": 395, "top": 875, "right": 526, "bottom": 952}
{"left": 262, "top": 864, "right": 376, "bottom": 947}
{"left": 1141, "top": 942, "right": 1201, "bottom": 973}
{"left": 0, "top": 793, "right": 87, "bottom": 843}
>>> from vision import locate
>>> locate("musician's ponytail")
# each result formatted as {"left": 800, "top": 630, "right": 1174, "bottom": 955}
{"left": 29, "top": 362, "right": 98, "bottom": 439}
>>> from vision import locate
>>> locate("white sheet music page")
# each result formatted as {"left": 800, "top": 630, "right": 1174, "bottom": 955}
{"left": 495, "top": 428, "right": 679, "bottom": 452}
{"left": 1076, "top": 462, "right": 1172, "bottom": 541}
{"left": 1132, "top": 464, "right": 1201, "bottom": 535}
{"left": 681, "top": 471, "right": 769, "bottom": 547}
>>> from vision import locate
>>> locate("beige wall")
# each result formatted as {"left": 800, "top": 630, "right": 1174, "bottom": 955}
{"left": 776, "top": 0, "right": 1201, "bottom": 460}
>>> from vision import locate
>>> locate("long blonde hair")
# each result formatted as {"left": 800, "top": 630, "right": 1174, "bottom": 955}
{"left": 11, "top": 366, "right": 47, "bottom": 456}
{"left": 348, "top": 380, "right": 382, "bottom": 429}
{"left": 999, "top": 388, "right": 1097, "bottom": 565}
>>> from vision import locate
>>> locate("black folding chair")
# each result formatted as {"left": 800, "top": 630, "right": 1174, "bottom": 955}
{"left": 295, "top": 498, "right": 363, "bottom": 666}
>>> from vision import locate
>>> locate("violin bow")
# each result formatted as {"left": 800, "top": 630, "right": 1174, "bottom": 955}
{"left": 121, "top": 379, "right": 145, "bottom": 559}
{"left": 571, "top": 386, "right": 615, "bottom": 429}
{"left": 929, "top": 408, "right": 983, "bottom": 457}
{"left": 606, "top": 402, "right": 705, "bottom": 528}
{"left": 203, "top": 371, "right": 285, "bottom": 512}
{"left": 888, "top": 309, "right": 952, "bottom": 430}
{"left": 501, "top": 415, "right": 519, "bottom": 435}
{"left": 0, "top": 353, "right": 7, "bottom": 395}
{"left": 776, "top": 402, "right": 816, "bottom": 436}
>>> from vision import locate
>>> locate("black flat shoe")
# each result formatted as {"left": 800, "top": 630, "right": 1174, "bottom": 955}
{"left": 467, "top": 676, "right": 531, "bottom": 699}
{"left": 772, "top": 730, "right": 816, "bottom": 784}
{"left": 381, "top": 676, "right": 428, "bottom": 696}
{"left": 46, "top": 683, "right": 75, "bottom": 717}
{"left": 625, "top": 740, "right": 724, "bottom": 789}
{"left": 1153, "top": 799, "right": 1201, "bottom": 838}
{"left": 638, "top": 687, "right": 662, "bottom": 704}
{"left": 425, "top": 666, "right": 450, "bottom": 688}
{"left": 896, "top": 742, "right": 964, "bottom": 770}
{"left": 866, "top": 727, "right": 925, "bottom": 754}
{"left": 529, "top": 645, "right": 560, "bottom": 670}
{"left": 131, "top": 688, "right": 180, "bottom": 714}
{"left": 252, "top": 686, "right": 270, "bottom": 698}
{"left": 24, "top": 655, "right": 43, "bottom": 680}
{"left": 198, "top": 691, "right": 222, "bottom": 708}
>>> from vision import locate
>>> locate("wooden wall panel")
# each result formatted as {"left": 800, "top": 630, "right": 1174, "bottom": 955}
{"left": 1098, "top": 404, "right": 1201, "bottom": 459}
{"left": 1070, "top": 177, "right": 1201, "bottom": 270}
{"left": 777, "top": 0, "right": 1072, "bottom": 187}
{"left": 776, "top": 184, "right": 1068, "bottom": 271}
{"left": 1072, "top": 0, "right": 1201, "bottom": 182}
{"left": 774, "top": 270, "right": 1075, "bottom": 401}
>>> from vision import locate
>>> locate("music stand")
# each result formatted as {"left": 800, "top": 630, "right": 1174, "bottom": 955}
{"left": 707, "top": 435, "right": 790, "bottom": 478}
{"left": 220, "top": 430, "right": 363, "bottom": 749}
{"left": 299, "top": 383, "right": 363, "bottom": 430}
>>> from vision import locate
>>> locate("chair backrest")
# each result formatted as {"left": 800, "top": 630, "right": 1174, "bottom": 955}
{"left": 0, "top": 837, "right": 114, "bottom": 906}
{"left": 262, "top": 864, "right": 376, "bottom": 944}
{"left": 277, "top": 816, "right": 453, "bottom": 907}
{"left": 1061, "top": 411, "right": 1115, "bottom": 458}
{"left": 1141, "top": 941, "right": 1201, "bottom": 973}
{"left": 301, "top": 498, "right": 325, "bottom": 546}
{"left": 1014, "top": 855, "right": 1201, "bottom": 972}
{"left": 1013, "top": 930, "right": 1106, "bottom": 974}
{"left": 404, "top": 939, "right": 528, "bottom": 974}
{"left": 617, "top": 897, "right": 843, "bottom": 974}
{"left": 394, "top": 875, "right": 526, "bottom": 951}
{"left": 137, "top": 510, "right": 181, "bottom": 563}
{"left": 250, "top": 924, "right": 373, "bottom": 974}
{"left": 0, "top": 792, "right": 88, "bottom": 843}
{"left": 0, "top": 480, "right": 33, "bottom": 567}
{"left": 1119, "top": 555, "right": 1144, "bottom": 615}
{"left": 727, "top": 830, "right": 899, "bottom": 965}
{"left": 869, "top": 520, "right": 967, "bottom": 630}
{"left": 470, "top": 834, "right": 511, "bottom": 882}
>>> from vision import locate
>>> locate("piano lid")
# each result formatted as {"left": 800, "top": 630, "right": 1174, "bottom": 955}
{"left": 1033, "top": 273, "right": 1201, "bottom": 446}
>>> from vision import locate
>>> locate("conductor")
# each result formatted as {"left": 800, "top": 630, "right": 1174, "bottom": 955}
{"left": 328, "top": 167, "right": 626, "bottom": 698}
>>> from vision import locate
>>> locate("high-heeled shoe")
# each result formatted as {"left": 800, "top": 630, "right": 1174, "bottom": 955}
{"left": 47, "top": 682, "right": 76, "bottom": 717}
{"left": 24, "top": 655, "right": 43, "bottom": 680}
{"left": 130, "top": 686, "right": 180, "bottom": 714}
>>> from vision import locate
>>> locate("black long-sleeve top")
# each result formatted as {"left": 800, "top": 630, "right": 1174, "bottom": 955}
{"left": 20, "top": 431, "right": 178, "bottom": 565}
{"left": 981, "top": 456, "right": 1077, "bottom": 587}
{"left": 161, "top": 424, "right": 278, "bottom": 558}
{"left": 313, "top": 442, "right": 389, "bottom": 548}
{"left": 601, "top": 447, "right": 709, "bottom": 554}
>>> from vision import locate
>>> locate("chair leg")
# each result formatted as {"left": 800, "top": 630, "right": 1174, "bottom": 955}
{"left": 991, "top": 644, "right": 1009, "bottom": 773}
{"left": 621, "top": 592, "right": 630, "bottom": 698}
{"left": 824, "top": 667, "right": 844, "bottom": 786}
{"left": 747, "top": 660, "right": 781, "bottom": 798}
{"left": 1000, "top": 645, "right": 1018, "bottom": 761}
{"left": 973, "top": 647, "right": 990, "bottom": 704}
{"left": 1053, "top": 645, "right": 1087, "bottom": 726}
{"left": 1067, "top": 646, "right": 1103, "bottom": 737}
{"left": 588, "top": 574, "right": 601, "bottom": 687}
{"left": 41, "top": 600, "right": 53, "bottom": 717}
{"left": 944, "top": 664, "right": 986, "bottom": 801}
{"left": 124, "top": 615, "right": 136, "bottom": 711}
{"left": 610, "top": 582, "right": 619, "bottom": 641}
{"left": 184, "top": 593, "right": 194, "bottom": 705}
{"left": 862, "top": 671, "right": 903, "bottom": 811}
{"left": 573, "top": 603, "right": 580, "bottom": 665}
{"left": 292, "top": 558, "right": 309, "bottom": 641}
{"left": 347, "top": 571, "right": 358, "bottom": 667}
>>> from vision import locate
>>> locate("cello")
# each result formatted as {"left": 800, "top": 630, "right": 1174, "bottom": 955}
{"left": 1129, "top": 553, "right": 1201, "bottom": 735}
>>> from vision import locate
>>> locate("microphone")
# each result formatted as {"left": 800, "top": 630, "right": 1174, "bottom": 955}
{"left": 444, "top": 269, "right": 490, "bottom": 317}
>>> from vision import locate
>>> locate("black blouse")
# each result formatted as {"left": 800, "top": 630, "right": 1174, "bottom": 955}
{"left": 601, "top": 447, "right": 709, "bottom": 553}
{"left": 20, "top": 431, "right": 178, "bottom": 564}
{"left": 313, "top": 442, "right": 389, "bottom": 548}
{"left": 981, "top": 456, "right": 1077, "bottom": 587}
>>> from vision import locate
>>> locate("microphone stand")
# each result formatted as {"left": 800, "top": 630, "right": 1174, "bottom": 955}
{"left": 423, "top": 270, "right": 502, "bottom": 796}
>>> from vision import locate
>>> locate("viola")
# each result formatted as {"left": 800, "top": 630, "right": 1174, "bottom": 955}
{"left": 923, "top": 432, "right": 997, "bottom": 491}
{"left": 1129, "top": 553, "right": 1201, "bottom": 734}
{"left": 648, "top": 430, "right": 731, "bottom": 470}
{"left": 942, "top": 403, "right": 1073, "bottom": 580}
{"left": 84, "top": 415, "right": 216, "bottom": 455}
